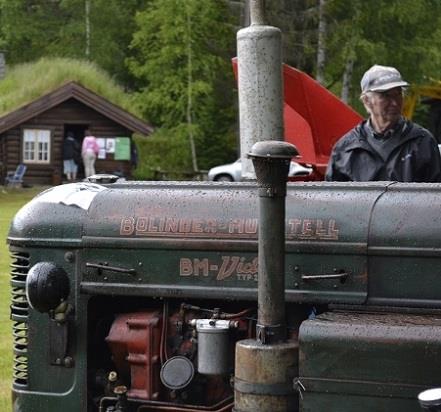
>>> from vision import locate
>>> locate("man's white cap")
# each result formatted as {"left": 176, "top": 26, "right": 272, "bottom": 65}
{"left": 361, "top": 65, "right": 409, "bottom": 93}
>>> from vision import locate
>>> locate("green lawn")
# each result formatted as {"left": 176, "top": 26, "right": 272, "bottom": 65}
{"left": 0, "top": 186, "right": 48, "bottom": 412}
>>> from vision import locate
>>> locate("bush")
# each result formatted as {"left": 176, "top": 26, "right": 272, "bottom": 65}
{"left": 133, "top": 125, "right": 237, "bottom": 180}
{"left": 133, "top": 127, "right": 192, "bottom": 180}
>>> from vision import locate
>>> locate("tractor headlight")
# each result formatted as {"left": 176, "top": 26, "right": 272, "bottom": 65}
{"left": 26, "top": 262, "right": 70, "bottom": 313}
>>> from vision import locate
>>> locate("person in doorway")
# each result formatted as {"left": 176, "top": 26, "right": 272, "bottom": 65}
{"left": 81, "top": 129, "right": 99, "bottom": 178}
{"left": 63, "top": 131, "right": 80, "bottom": 181}
{"left": 326, "top": 64, "right": 441, "bottom": 182}
{"left": 131, "top": 140, "right": 139, "bottom": 169}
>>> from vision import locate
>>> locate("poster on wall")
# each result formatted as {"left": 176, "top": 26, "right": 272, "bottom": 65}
{"left": 115, "top": 137, "right": 131, "bottom": 160}
{"left": 105, "top": 138, "right": 116, "bottom": 154}
{"left": 97, "top": 138, "right": 106, "bottom": 159}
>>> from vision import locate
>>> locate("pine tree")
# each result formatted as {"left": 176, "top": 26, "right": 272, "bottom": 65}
{"left": 128, "top": 0, "right": 236, "bottom": 171}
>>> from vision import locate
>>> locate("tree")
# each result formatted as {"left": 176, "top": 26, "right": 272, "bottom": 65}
{"left": 0, "top": 0, "right": 68, "bottom": 64}
{"left": 322, "top": 0, "right": 441, "bottom": 110}
{"left": 260, "top": 0, "right": 441, "bottom": 112}
{"left": 51, "top": 0, "right": 148, "bottom": 86}
{"left": 264, "top": 0, "right": 318, "bottom": 74}
{"left": 128, "top": 0, "right": 236, "bottom": 171}
{"left": 315, "top": 0, "right": 327, "bottom": 84}
{"left": 0, "top": 0, "right": 147, "bottom": 86}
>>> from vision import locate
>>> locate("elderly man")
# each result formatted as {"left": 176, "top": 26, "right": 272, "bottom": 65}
{"left": 326, "top": 65, "right": 441, "bottom": 182}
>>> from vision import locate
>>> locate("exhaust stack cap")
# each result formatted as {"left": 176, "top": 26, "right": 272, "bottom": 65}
{"left": 248, "top": 141, "right": 298, "bottom": 197}
{"left": 248, "top": 140, "right": 298, "bottom": 159}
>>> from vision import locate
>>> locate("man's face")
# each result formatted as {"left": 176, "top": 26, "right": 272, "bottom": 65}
{"left": 366, "top": 87, "right": 404, "bottom": 127}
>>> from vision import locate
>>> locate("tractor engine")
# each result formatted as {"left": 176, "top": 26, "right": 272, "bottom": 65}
{"left": 89, "top": 299, "right": 255, "bottom": 411}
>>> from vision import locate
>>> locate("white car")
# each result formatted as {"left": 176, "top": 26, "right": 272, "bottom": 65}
{"left": 207, "top": 159, "right": 311, "bottom": 182}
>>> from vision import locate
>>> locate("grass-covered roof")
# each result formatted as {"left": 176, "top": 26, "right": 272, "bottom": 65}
{"left": 0, "top": 57, "right": 142, "bottom": 118}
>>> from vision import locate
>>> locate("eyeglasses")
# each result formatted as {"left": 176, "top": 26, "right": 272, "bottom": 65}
{"left": 375, "top": 89, "right": 404, "bottom": 101}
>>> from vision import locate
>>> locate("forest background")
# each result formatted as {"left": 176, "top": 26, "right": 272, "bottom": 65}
{"left": 1, "top": 0, "right": 441, "bottom": 176}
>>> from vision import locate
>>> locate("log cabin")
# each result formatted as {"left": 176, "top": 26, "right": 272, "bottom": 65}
{"left": 0, "top": 81, "right": 153, "bottom": 185}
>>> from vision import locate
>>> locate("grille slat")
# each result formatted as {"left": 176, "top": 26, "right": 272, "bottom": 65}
{"left": 12, "top": 321, "right": 28, "bottom": 355}
{"left": 13, "top": 355, "right": 28, "bottom": 386}
{"left": 10, "top": 250, "right": 30, "bottom": 387}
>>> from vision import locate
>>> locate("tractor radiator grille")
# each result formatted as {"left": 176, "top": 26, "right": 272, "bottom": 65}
{"left": 10, "top": 249, "right": 30, "bottom": 387}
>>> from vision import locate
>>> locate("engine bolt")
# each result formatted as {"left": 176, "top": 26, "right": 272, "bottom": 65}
{"left": 63, "top": 357, "right": 74, "bottom": 368}
{"left": 64, "top": 252, "right": 74, "bottom": 263}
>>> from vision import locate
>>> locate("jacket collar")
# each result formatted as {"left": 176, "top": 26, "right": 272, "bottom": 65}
{"left": 365, "top": 117, "right": 406, "bottom": 140}
{"left": 343, "top": 118, "right": 415, "bottom": 153}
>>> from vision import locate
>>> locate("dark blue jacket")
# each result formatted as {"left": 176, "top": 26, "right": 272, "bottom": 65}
{"left": 325, "top": 120, "right": 441, "bottom": 182}
{"left": 63, "top": 136, "right": 80, "bottom": 161}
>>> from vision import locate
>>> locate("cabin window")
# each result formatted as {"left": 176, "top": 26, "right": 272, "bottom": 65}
{"left": 22, "top": 129, "right": 51, "bottom": 164}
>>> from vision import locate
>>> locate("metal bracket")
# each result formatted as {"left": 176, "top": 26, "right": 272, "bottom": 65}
{"left": 256, "top": 323, "right": 284, "bottom": 344}
{"left": 49, "top": 319, "right": 73, "bottom": 367}
{"left": 235, "top": 377, "right": 295, "bottom": 396}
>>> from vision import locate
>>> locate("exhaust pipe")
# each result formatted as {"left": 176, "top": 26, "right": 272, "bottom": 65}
{"left": 234, "top": 141, "right": 298, "bottom": 412}
{"left": 248, "top": 140, "right": 297, "bottom": 344}
{"left": 234, "top": 3, "right": 298, "bottom": 410}
{"left": 237, "top": 0, "right": 284, "bottom": 180}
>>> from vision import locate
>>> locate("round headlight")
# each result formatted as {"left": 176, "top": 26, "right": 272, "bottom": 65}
{"left": 26, "top": 262, "right": 70, "bottom": 313}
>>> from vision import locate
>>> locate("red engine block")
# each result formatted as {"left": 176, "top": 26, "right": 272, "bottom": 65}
{"left": 106, "top": 311, "right": 162, "bottom": 400}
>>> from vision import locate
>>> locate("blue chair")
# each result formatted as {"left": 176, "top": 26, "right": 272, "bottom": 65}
{"left": 5, "top": 164, "right": 27, "bottom": 187}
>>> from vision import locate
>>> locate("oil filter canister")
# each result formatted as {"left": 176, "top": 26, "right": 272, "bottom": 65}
{"left": 195, "top": 319, "right": 236, "bottom": 376}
